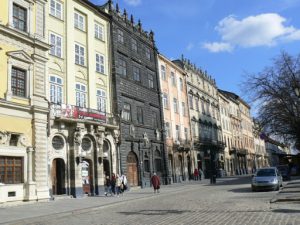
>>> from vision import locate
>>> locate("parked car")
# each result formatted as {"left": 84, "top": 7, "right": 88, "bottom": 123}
{"left": 251, "top": 167, "right": 283, "bottom": 192}
{"left": 276, "top": 165, "right": 291, "bottom": 181}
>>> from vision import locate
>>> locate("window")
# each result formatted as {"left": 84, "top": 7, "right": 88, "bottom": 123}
{"left": 75, "top": 44, "right": 85, "bottom": 66}
{"left": 160, "top": 65, "right": 166, "bottom": 80}
{"left": 137, "top": 106, "right": 143, "bottom": 124}
{"left": 162, "top": 93, "right": 169, "bottom": 109}
{"left": 74, "top": 12, "right": 85, "bottom": 31}
{"left": 201, "top": 100, "right": 205, "bottom": 114}
{"left": 195, "top": 97, "right": 199, "bottom": 111}
{"left": 173, "top": 98, "right": 178, "bottom": 113}
{"left": 133, "top": 66, "right": 140, "bottom": 82}
{"left": 96, "top": 53, "right": 105, "bottom": 74}
{"left": 152, "top": 112, "right": 158, "bottom": 128}
{"left": 117, "top": 58, "right": 127, "bottom": 76}
{"left": 184, "top": 127, "right": 188, "bottom": 140}
{"left": 148, "top": 74, "right": 154, "bottom": 89}
{"left": 0, "top": 156, "right": 23, "bottom": 184}
{"left": 131, "top": 39, "right": 137, "bottom": 52}
{"left": 117, "top": 29, "right": 124, "bottom": 44}
{"left": 165, "top": 122, "right": 170, "bottom": 138}
{"left": 189, "top": 94, "right": 193, "bottom": 109}
{"left": 192, "top": 121, "right": 196, "bottom": 137}
{"left": 11, "top": 67, "right": 26, "bottom": 97}
{"left": 75, "top": 83, "right": 87, "bottom": 107}
{"left": 145, "top": 47, "right": 151, "bottom": 60}
{"left": 144, "top": 154, "right": 150, "bottom": 172}
{"left": 13, "top": 3, "right": 27, "bottom": 32}
{"left": 50, "top": 0, "right": 62, "bottom": 19}
{"left": 95, "top": 23, "right": 104, "bottom": 40}
{"left": 97, "top": 89, "right": 106, "bottom": 112}
{"left": 50, "top": 76, "right": 63, "bottom": 104}
{"left": 175, "top": 125, "right": 180, "bottom": 140}
{"left": 122, "top": 103, "right": 131, "bottom": 121}
{"left": 179, "top": 78, "right": 183, "bottom": 91}
{"left": 181, "top": 102, "right": 186, "bottom": 116}
{"left": 171, "top": 72, "right": 176, "bottom": 86}
{"left": 50, "top": 33, "right": 62, "bottom": 57}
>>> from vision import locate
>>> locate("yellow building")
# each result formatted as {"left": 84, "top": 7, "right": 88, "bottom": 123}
{"left": 0, "top": 0, "right": 50, "bottom": 203}
{"left": 46, "top": 0, "right": 118, "bottom": 198}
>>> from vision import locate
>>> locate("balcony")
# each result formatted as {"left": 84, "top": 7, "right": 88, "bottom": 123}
{"left": 50, "top": 103, "right": 117, "bottom": 126}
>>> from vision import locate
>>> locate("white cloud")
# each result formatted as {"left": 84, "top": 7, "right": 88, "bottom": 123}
{"left": 124, "top": 0, "right": 141, "bottom": 6}
{"left": 202, "top": 42, "right": 233, "bottom": 53}
{"left": 204, "top": 13, "right": 300, "bottom": 52}
{"left": 186, "top": 43, "right": 195, "bottom": 51}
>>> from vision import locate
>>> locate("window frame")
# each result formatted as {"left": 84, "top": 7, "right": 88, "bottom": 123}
{"left": 11, "top": 66, "right": 27, "bottom": 98}
{"left": 96, "top": 53, "right": 105, "bottom": 74}
{"left": 133, "top": 66, "right": 141, "bottom": 82}
{"left": 50, "top": 0, "right": 63, "bottom": 20}
{"left": 136, "top": 106, "right": 144, "bottom": 124}
{"left": 75, "top": 82, "right": 87, "bottom": 108}
{"left": 160, "top": 65, "right": 166, "bottom": 80}
{"left": 148, "top": 74, "right": 154, "bottom": 89}
{"left": 50, "top": 75, "right": 63, "bottom": 104}
{"left": 122, "top": 103, "right": 131, "bottom": 121}
{"left": 75, "top": 43, "right": 85, "bottom": 66}
{"left": 49, "top": 32, "right": 63, "bottom": 58}
{"left": 117, "top": 29, "right": 124, "bottom": 44}
{"left": 94, "top": 22, "right": 104, "bottom": 40}
{"left": 96, "top": 89, "right": 106, "bottom": 113}
{"left": 117, "top": 58, "right": 127, "bottom": 76}
{"left": 13, "top": 3, "right": 27, "bottom": 32}
{"left": 74, "top": 11, "right": 85, "bottom": 31}
{"left": 0, "top": 156, "right": 23, "bottom": 184}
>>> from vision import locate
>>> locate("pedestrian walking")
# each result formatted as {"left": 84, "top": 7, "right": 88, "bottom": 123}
{"left": 199, "top": 168, "right": 203, "bottom": 180}
{"left": 120, "top": 173, "right": 128, "bottom": 193}
{"left": 104, "top": 175, "right": 112, "bottom": 196}
{"left": 111, "top": 173, "right": 116, "bottom": 196}
{"left": 116, "top": 174, "right": 122, "bottom": 197}
{"left": 194, "top": 168, "right": 199, "bottom": 180}
{"left": 151, "top": 172, "right": 160, "bottom": 193}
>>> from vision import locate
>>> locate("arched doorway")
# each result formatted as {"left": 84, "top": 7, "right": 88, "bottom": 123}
{"left": 178, "top": 155, "right": 184, "bottom": 181}
{"left": 126, "top": 152, "right": 138, "bottom": 186}
{"left": 81, "top": 159, "right": 93, "bottom": 194}
{"left": 51, "top": 158, "right": 66, "bottom": 195}
{"left": 103, "top": 140, "right": 111, "bottom": 176}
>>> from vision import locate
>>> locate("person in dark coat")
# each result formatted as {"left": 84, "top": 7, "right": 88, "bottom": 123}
{"left": 111, "top": 173, "right": 116, "bottom": 195}
{"left": 151, "top": 173, "right": 161, "bottom": 193}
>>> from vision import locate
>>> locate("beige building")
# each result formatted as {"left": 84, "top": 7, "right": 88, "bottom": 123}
{"left": 46, "top": 0, "right": 118, "bottom": 197}
{"left": 0, "top": 0, "right": 50, "bottom": 203}
{"left": 158, "top": 54, "right": 192, "bottom": 182}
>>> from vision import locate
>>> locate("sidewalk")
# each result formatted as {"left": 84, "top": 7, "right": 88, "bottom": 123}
{"left": 0, "top": 180, "right": 210, "bottom": 225}
{"left": 270, "top": 176, "right": 300, "bottom": 203}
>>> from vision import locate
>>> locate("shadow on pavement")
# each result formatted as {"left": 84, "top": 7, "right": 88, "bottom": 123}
{"left": 118, "top": 209, "right": 190, "bottom": 216}
{"left": 203, "top": 176, "right": 252, "bottom": 186}
{"left": 228, "top": 187, "right": 252, "bottom": 193}
{"left": 272, "top": 208, "right": 300, "bottom": 214}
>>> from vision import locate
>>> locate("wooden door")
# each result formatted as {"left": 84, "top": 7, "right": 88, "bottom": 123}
{"left": 126, "top": 152, "right": 138, "bottom": 186}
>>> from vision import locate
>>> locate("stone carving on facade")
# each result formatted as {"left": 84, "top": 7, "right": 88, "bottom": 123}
{"left": 129, "top": 124, "right": 135, "bottom": 138}
{"left": 96, "top": 131, "right": 105, "bottom": 147}
{"left": 143, "top": 132, "right": 149, "bottom": 147}
{"left": 155, "top": 129, "right": 161, "bottom": 141}
{"left": 0, "top": 131, "right": 10, "bottom": 145}
{"left": 113, "top": 129, "right": 120, "bottom": 144}
{"left": 19, "top": 134, "right": 29, "bottom": 147}
{"left": 74, "top": 128, "right": 84, "bottom": 146}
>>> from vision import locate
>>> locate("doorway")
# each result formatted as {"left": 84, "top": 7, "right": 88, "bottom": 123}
{"left": 126, "top": 152, "right": 138, "bottom": 186}
{"left": 81, "top": 159, "right": 93, "bottom": 194}
{"left": 51, "top": 158, "right": 66, "bottom": 195}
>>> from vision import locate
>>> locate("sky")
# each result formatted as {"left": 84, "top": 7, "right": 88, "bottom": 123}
{"left": 92, "top": 0, "right": 300, "bottom": 102}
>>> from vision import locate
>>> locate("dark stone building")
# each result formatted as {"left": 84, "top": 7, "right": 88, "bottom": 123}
{"left": 100, "top": 1, "right": 168, "bottom": 187}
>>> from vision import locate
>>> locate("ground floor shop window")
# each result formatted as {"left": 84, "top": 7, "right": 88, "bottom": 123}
{"left": 0, "top": 156, "right": 23, "bottom": 184}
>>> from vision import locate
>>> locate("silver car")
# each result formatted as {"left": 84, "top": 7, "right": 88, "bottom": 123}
{"left": 251, "top": 167, "right": 283, "bottom": 191}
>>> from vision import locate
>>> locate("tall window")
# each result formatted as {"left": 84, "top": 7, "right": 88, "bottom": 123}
{"left": 74, "top": 12, "right": 85, "bottom": 31}
{"left": 122, "top": 103, "right": 131, "bottom": 121}
{"left": 195, "top": 97, "right": 199, "bottom": 111}
{"left": 171, "top": 72, "right": 176, "bottom": 86}
{"left": 152, "top": 112, "right": 158, "bottom": 128}
{"left": 75, "top": 83, "right": 87, "bottom": 107}
{"left": 173, "top": 98, "right": 178, "bottom": 113}
{"left": 11, "top": 67, "right": 26, "bottom": 97}
{"left": 165, "top": 122, "right": 170, "bottom": 138}
{"left": 148, "top": 74, "right": 154, "bottom": 89}
{"left": 184, "top": 127, "right": 188, "bottom": 140}
{"left": 50, "top": 33, "right": 62, "bottom": 57}
{"left": 189, "top": 94, "right": 193, "bottom": 109}
{"left": 201, "top": 100, "right": 205, "bottom": 114}
{"left": 13, "top": 4, "right": 27, "bottom": 32}
{"left": 175, "top": 125, "right": 180, "bottom": 140}
{"left": 50, "top": 0, "right": 62, "bottom": 19}
{"left": 154, "top": 150, "right": 162, "bottom": 172}
{"left": 137, "top": 106, "right": 143, "bottom": 124}
{"left": 144, "top": 153, "right": 150, "bottom": 172}
{"left": 0, "top": 156, "right": 23, "bottom": 184}
{"left": 162, "top": 93, "right": 169, "bottom": 109}
{"left": 75, "top": 44, "right": 85, "bottom": 66}
{"left": 97, "top": 89, "right": 106, "bottom": 112}
{"left": 160, "top": 65, "right": 166, "bottom": 80}
{"left": 192, "top": 121, "right": 196, "bottom": 137}
{"left": 131, "top": 39, "right": 137, "bottom": 52}
{"left": 96, "top": 53, "right": 105, "bottom": 73}
{"left": 117, "top": 58, "right": 127, "bottom": 76}
{"left": 94, "top": 23, "right": 104, "bottom": 40}
{"left": 181, "top": 102, "right": 186, "bottom": 116}
{"left": 145, "top": 47, "right": 151, "bottom": 60}
{"left": 117, "top": 29, "right": 124, "bottom": 44}
{"left": 50, "top": 75, "right": 63, "bottom": 104}
{"left": 179, "top": 78, "right": 183, "bottom": 91}
{"left": 133, "top": 66, "right": 140, "bottom": 82}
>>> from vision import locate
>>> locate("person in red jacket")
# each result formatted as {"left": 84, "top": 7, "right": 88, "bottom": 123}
{"left": 151, "top": 173, "right": 161, "bottom": 193}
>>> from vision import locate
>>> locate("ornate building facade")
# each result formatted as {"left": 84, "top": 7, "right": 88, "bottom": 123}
{"left": 101, "top": 1, "right": 167, "bottom": 187}
{"left": 173, "top": 57, "right": 224, "bottom": 179}
{"left": 46, "top": 0, "right": 118, "bottom": 198}
{"left": 0, "top": 0, "right": 49, "bottom": 203}
{"left": 158, "top": 54, "right": 192, "bottom": 183}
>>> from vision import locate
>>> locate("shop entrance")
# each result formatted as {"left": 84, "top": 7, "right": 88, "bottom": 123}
{"left": 51, "top": 158, "right": 66, "bottom": 195}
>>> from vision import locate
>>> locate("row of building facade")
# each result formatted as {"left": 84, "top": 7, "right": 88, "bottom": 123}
{"left": 0, "top": 0, "right": 288, "bottom": 204}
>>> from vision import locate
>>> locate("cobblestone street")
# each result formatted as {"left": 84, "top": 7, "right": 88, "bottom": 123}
{"left": 1, "top": 176, "right": 300, "bottom": 225}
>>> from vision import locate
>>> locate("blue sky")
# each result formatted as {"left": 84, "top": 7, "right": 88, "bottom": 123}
{"left": 92, "top": 0, "right": 300, "bottom": 100}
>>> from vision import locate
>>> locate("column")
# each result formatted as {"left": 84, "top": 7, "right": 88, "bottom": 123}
{"left": 25, "top": 147, "right": 37, "bottom": 201}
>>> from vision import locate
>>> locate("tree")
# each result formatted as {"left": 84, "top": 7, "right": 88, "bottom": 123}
{"left": 243, "top": 51, "right": 300, "bottom": 149}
